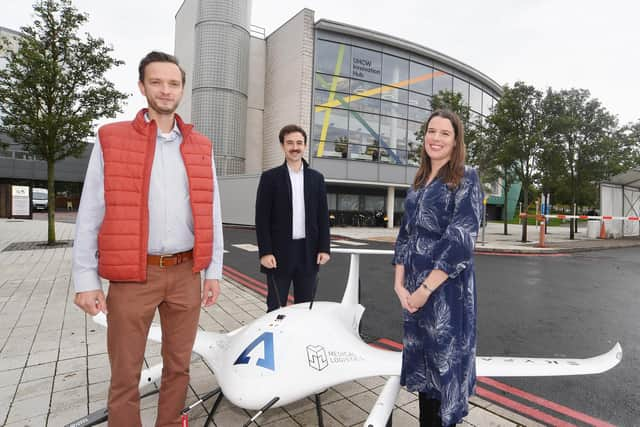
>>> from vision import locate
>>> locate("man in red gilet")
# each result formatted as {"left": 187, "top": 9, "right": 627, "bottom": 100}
{"left": 72, "top": 51, "right": 223, "bottom": 426}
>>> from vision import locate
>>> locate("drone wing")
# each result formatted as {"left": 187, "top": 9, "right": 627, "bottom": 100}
{"left": 476, "top": 342, "right": 622, "bottom": 377}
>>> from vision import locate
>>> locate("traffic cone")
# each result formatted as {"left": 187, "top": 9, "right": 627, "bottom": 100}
{"left": 599, "top": 220, "right": 606, "bottom": 239}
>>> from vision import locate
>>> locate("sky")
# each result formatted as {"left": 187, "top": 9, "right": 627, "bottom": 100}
{"left": 1, "top": 0, "right": 638, "bottom": 127}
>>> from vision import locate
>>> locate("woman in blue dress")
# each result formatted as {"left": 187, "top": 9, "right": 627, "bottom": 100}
{"left": 393, "top": 110, "right": 483, "bottom": 426}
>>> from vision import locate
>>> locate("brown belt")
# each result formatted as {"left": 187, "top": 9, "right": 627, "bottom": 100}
{"left": 147, "top": 250, "right": 193, "bottom": 268}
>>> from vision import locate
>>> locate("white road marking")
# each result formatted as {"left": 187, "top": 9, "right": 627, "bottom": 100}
{"left": 331, "top": 240, "right": 368, "bottom": 246}
{"left": 232, "top": 243, "right": 259, "bottom": 252}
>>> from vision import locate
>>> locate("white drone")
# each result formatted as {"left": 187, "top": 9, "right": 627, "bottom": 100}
{"left": 66, "top": 248, "right": 622, "bottom": 427}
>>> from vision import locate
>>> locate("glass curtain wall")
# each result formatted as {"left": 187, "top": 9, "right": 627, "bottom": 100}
{"left": 312, "top": 37, "right": 497, "bottom": 168}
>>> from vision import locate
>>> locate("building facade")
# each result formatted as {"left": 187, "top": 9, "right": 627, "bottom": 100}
{"left": 174, "top": 1, "right": 502, "bottom": 226}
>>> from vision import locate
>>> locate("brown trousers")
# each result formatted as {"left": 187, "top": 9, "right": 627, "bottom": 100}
{"left": 106, "top": 261, "right": 201, "bottom": 427}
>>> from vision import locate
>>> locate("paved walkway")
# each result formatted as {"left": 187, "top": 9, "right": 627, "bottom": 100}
{"left": 4, "top": 217, "right": 632, "bottom": 426}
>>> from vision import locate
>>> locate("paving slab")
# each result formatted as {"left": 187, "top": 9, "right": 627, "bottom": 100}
{"left": 0, "top": 218, "right": 539, "bottom": 426}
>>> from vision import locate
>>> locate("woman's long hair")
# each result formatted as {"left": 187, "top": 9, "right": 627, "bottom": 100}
{"left": 412, "top": 109, "right": 466, "bottom": 189}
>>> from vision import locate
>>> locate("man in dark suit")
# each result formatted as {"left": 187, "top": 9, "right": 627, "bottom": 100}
{"left": 255, "top": 124, "right": 331, "bottom": 312}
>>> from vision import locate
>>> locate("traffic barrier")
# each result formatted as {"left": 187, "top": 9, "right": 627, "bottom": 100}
{"left": 538, "top": 217, "right": 546, "bottom": 248}
{"left": 518, "top": 213, "right": 640, "bottom": 244}
{"left": 519, "top": 213, "right": 640, "bottom": 221}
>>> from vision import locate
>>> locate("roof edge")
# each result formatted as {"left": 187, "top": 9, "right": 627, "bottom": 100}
{"left": 315, "top": 19, "right": 503, "bottom": 96}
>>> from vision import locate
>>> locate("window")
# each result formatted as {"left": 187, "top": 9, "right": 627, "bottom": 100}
{"left": 350, "top": 79, "right": 380, "bottom": 98}
{"left": 327, "top": 192, "right": 337, "bottom": 210}
{"left": 407, "top": 121, "right": 423, "bottom": 145}
{"left": 395, "top": 195, "right": 405, "bottom": 213}
{"left": 380, "top": 116, "right": 407, "bottom": 150}
{"left": 470, "top": 85, "right": 483, "bottom": 113}
{"left": 313, "top": 140, "right": 347, "bottom": 159}
{"left": 316, "top": 40, "right": 351, "bottom": 76}
{"left": 350, "top": 95, "right": 380, "bottom": 115}
{"left": 433, "top": 70, "right": 453, "bottom": 94}
{"left": 380, "top": 86, "right": 408, "bottom": 104}
{"left": 348, "top": 143, "right": 379, "bottom": 162}
{"left": 380, "top": 148, "right": 407, "bottom": 165}
{"left": 409, "top": 106, "right": 430, "bottom": 123}
{"left": 382, "top": 54, "right": 409, "bottom": 87}
{"left": 482, "top": 93, "right": 495, "bottom": 116}
{"left": 453, "top": 77, "right": 469, "bottom": 106}
{"left": 348, "top": 112, "right": 380, "bottom": 146}
{"left": 364, "top": 195, "right": 385, "bottom": 211}
{"left": 408, "top": 91, "right": 431, "bottom": 109}
{"left": 380, "top": 100, "right": 408, "bottom": 119}
{"left": 315, "top": 72, "right": 349, "bottom": 93}
{"left": 409, "top": 61, "right": 433, "bottom": 95}
{"left": 351, "top": 47, "right": 382, "bottom": 82}
{"left": 313, "top": 107, "right": 349, "bottom": 148}
{"left": 338, "top": 194, "right": 360, "bottom": 211}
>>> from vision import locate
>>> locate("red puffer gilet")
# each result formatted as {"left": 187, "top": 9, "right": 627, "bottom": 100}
{"left": 97, "top": 109, "right": 214, "bottom": 282}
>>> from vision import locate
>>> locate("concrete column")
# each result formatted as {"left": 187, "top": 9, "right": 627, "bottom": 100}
{"left": 386, "top": 186, "right": 395, "bottom": 229}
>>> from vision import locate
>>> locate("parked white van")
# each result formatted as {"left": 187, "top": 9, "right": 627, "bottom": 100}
{"left": 32, "top": 188, "right": 48, "bottom": 210}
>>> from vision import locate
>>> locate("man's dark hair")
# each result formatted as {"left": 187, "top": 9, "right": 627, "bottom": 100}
{"left": 138, "top": 51, "right": 186, "bottom": 85}
{"left": 278, "top": 124, "right": 307, "bottom": 145}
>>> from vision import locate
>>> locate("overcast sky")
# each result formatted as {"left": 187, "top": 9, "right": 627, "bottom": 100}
{"left": 2, "top": 0, "right": 638, "bottom": 127}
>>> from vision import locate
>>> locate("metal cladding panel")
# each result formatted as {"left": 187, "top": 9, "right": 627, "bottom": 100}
{"left": 193, "top": 23, "right": 250, "bottom": 91}
{"left": 197, "top": 0, "right": 251, "bottom": 28}
{"left": 311, "top": 157, "right": 348, "bottom": 180}
{"left": 347, "top": 161, "right": 378, "bottom": 182}
{"left": 192, "top": 89, "right": 247, "bottom": 175}
{"left": 379, "top": 163, "right": 406, "bottom": 184}
{"left": 192, "top": 0, "right": 251, "bottom": 176}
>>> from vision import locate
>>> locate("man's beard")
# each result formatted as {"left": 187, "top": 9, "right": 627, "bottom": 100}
{"left": 148, "top": 97, "right": 179, "bottom": 115}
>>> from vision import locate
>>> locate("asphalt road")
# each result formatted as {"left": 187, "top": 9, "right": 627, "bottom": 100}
{"left": 222, "top": 226, "right": 639, "bottom": 426}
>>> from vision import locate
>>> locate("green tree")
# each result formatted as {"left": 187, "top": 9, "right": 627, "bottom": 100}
{"left": 0, "top": 0, "right": 128, "bottom": 243}
{"left": 612, "top": 120, "right": 640, "bottom": 174}
{"left": 542, "top": 88, "right": 618, "bottom": 237}
{"left": 486, "top": 82, "right": 545, "bottom": 242}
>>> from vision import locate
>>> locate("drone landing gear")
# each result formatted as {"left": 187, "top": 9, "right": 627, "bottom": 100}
{"left": 242, "top": 397, "right": 280, "bottom": 426}
{"left": 63, "top": 389, "right": 160, "bottom": 427}
{"left": 180, "top": 387, "right": 223, "bottom": 427}
{"left": 315, "top": 393, "right": 325, "bottom": 426}
{"left": 242, "top": 391, "right": 327, "bottom": 426}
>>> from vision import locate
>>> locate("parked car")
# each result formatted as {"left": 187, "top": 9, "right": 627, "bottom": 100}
{"left": 32, "top": 188, "right": 48, "bottom": 210}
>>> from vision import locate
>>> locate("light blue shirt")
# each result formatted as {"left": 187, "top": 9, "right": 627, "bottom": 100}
{"left": 72, "top": 118, "right": 224, "bottom": 292}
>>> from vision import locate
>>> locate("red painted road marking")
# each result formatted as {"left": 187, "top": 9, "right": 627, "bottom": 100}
{"left": 478, "top": 377, "right": 616, "bottom": 427}
{"left": 476, "top": 387, "right": 577, "bottom": 427}
{"left": 475, "top": 251, "right": 567, "bottom": 257}
{"left": 223, "top": 267, "right": 269, "bottom": 297}
{"left": 223, "top": 265, "right": 295, "bottom": 302}
{"left": 377, "top": 337, "right": 403, "bottom": 350}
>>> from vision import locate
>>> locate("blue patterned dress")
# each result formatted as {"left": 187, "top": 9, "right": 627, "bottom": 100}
{"left": 393, "top": 166, "right": 483, "bottom": 425}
